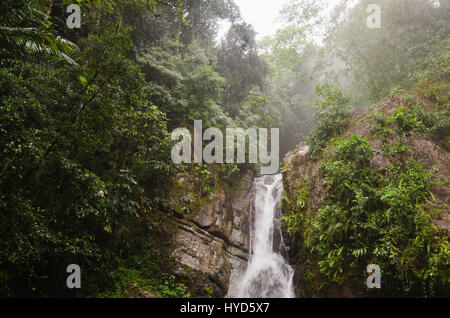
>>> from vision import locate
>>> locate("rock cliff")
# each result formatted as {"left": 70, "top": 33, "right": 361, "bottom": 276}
{"left": 161, "top": 172, "right": 255, "bottom": 297}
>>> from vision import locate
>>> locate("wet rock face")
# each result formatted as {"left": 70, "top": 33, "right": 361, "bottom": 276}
{"left": 166, "top": 172, "right": 255, "bottom": 297}
{"left": 273, "top": 197, "right": 290, "bottom": 261}
{"left": 168, "top": 217, "right": 231, "bottom": 297}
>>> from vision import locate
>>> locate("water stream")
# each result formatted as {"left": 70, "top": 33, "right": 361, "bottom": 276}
{"left": 227, "top": 174, "right": 295, "bottom": 298}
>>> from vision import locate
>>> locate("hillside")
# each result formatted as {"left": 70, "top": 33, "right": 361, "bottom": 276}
{"left": 282, "top": 92, "right": 449, "bottom": 297}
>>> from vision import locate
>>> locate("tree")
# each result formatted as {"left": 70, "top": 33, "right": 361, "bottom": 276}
{"left": 0, "top": 0, "right": 78, "bottom": 64}
{"left": 259, "top": 24, "right": 317, "bottom": 155}
{"left": 217, "top": 22, "right": 268, "bottom": 118}
{"left": 0, "top": 22, "right": 173, "bottom": 296}
{"left": 327, "top": 0, "right": 450, "bottom": 102}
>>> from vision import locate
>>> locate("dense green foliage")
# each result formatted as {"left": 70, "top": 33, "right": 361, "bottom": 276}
{"left": 259, "top": 24, "right": 317, "bottom": 156}
{"left": 0, "top": 0, "right": 448, "bottom": 298}
{"left": 217, "top": 22, "right": 268, "bottom": 119}
{"left": 0, "top": 0, "right": 78, "bottom": 64}
{"left": 281, "top": 1, "right": 449, "bottom": 297}
{"left": 0, "top": 0, "right": 269, "bottom": 297}
{"left": 305, "top": 84, "right": 353, "bottom": 158}
{"left": 0, "top": 19, "right": 175, "bottom": 297}
{"left": 309, "top": 135, "right": 448, "bottom": 296}
{"left": 283, "top": 105, "right": 450, "bottom": 297}
{"left": 327, "top": 0, "right": 450, "bottom": 104}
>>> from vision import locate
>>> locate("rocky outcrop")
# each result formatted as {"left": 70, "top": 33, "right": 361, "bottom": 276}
{"left": 163, "top": 172, "right": 255, "bottom": 297}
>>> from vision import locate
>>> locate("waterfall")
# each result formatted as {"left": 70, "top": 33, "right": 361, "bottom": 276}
{"left": 227, "top": 174, "right": 295, "bottom": 298}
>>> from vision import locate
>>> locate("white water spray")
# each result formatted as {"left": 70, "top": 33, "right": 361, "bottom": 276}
{"left": 227, "top": 174, "right": 295, "bottom": 298}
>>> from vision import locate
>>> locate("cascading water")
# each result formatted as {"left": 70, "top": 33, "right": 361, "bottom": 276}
{"left": 227, "top": 174, "right": 295, "bottom": 298}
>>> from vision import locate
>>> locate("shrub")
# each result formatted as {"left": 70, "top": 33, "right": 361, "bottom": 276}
{"left": 306, "top": 84, "right": 353, "bottom": 158}
{"left": 304, "top": 135, "right": 449, "bottom": 296}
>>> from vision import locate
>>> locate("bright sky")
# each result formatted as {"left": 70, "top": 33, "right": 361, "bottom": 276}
{"left": 217, "top": 0, "right": 341, "bottom": 42}
{"left": 217, "top": 0, "right": 291, "bottom": 41}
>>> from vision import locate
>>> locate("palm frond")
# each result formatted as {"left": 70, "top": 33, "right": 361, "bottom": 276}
{"left": 0, "top": 1, "right": 79, "bottom": 64}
